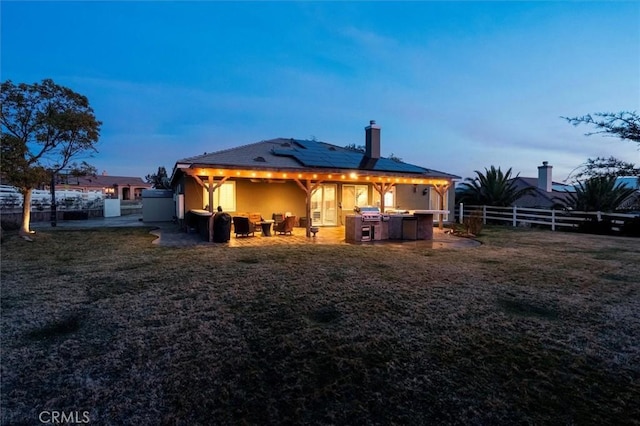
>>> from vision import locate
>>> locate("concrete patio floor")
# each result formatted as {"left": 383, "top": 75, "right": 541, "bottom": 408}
{"left": 31, "top": 215, "right": 480, "bottom": 249}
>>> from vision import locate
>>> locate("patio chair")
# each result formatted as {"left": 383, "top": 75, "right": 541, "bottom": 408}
{"left": 249, "top": 212, "right": 263, "bottom": 228}
{"left": 274, "top": 215, "right": 296, "bottom": 235}
{"left": 233, "top": 216, "right": 255, "bottom": 237}
{"left": 272, "top": 212, "right": 284, "bottom": 227}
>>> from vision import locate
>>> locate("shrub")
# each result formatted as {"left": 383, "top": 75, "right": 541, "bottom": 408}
{"left": 1, "top": 219, "right": 20, "bottom": 231}
{"left": 621, "top": 217, "right": 640, "bottom": 237}
{"left": 464, "top": 210, "right": 484, "bottom": 236}
{"left": 578, "top": 218, "right": 614, "bottom": 235}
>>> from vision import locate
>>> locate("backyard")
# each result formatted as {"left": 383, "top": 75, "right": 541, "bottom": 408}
{"left": 1, "top": 226, "right": 638, "bottom": 425}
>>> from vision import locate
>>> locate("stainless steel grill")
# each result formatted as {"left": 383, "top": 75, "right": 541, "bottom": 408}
{"left": 355, "top": 206, "right": 382, "bottom": 222}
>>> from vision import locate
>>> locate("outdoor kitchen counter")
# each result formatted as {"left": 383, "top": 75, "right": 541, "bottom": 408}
{"left": 345, "top": 210, "right": 449, "bottom": 243}
{"left": 186, "top": 209, "right": 213, "bottom": 241}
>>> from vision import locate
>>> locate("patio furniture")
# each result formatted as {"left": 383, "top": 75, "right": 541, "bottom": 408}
{"left": 272, "top": 212, "right": 284, "bottom": 227}
{"left": 249, "top": 212, "right": 263, "bottom": 228}
{"left": 259, "top": 220, "right": 274, "bottom": 236}
{"left": 233, "top": 216, "right": 255, "bottom": 237}
{"left": 212, "top": 212, "right": 231, "bottom": 242}
{"left": 274, "top": 215, "right": 296, "bottom": 235}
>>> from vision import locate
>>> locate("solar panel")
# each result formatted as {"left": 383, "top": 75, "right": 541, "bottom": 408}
{"left": 272, "top": 139, "right": 427, "bottom": 174}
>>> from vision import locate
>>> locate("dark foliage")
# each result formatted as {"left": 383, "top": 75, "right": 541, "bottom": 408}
{"left": 621, "top": 217, "right": 640, "bottom": 237}
{"left": 563, "top": 111, "right": 640, "bottom": 145}
{"left": 457, "top": 166, "right": 535, "bottom": 207}
{"left": 558, "top": 177, "right": 636, "bottom": 212}
{"left": 145, "top": 166, "right": 171, "bottom": 189}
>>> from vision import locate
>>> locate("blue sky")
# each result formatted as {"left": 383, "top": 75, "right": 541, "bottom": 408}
{"left": 2, "top": 1, "right": 639, "bottom": 183}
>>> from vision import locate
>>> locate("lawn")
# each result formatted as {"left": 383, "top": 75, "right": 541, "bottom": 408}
{"left": 1, "top": 226, "right": 639, "bottom": 425}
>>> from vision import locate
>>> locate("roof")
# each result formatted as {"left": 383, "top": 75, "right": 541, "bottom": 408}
{"left": 511, "top": 177, "right": 574, "bottom": 208}
{"left": 177, "top": 138, "right": 460, "bottom": 179}
{"left": 617, "top": 176, "right": 640, "bottom": 190}
{"left": 62, "top": 175, "right": 150, "bottom": 188}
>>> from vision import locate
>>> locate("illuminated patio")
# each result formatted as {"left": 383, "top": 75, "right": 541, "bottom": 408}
{"left": 151, "top": 224, "right": 480, "bottom": 249}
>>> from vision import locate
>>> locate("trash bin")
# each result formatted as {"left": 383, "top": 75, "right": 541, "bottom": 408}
{"left": 299, "top": 217, "right": 311, "bottom": 228}
{"left": 213, "top": 213, "right": 231, "bottom": 242}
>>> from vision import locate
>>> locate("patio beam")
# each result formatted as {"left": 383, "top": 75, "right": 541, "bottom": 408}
{"left": 294, "top": 178, "right": 323, "bottom": 237}
{"left": 373, "top": 182, "right": 395, "bottom": 212}
{"left": 432, "top": 183, "right": 450, "bottom": 230}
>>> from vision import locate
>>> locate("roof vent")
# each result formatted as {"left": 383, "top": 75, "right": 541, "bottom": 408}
{"left": 253, "top": 156, "right": 266, "bottom": 162}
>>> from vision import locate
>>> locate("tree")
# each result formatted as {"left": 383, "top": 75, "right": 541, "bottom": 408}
{"left": 562, "top": 111, "right": 640, "bottom": 145}
{"left": 567, "top": 156, "right": 639, "bottom": 181}
{"left": 559, "top": 176, "right": 636, "bottom": 212}
{"left": 344, "top": 143, "right": 365, "bottom": 153}
{"left": 145, "top": 166, "right": 171, "bottom": 189}
{"left": 1, "top": 79, "right": 101, "bottom": 237}
{"left": 457, "top": 166, "right": 535, "bottom": 207}
{"left": 388, "top": 153, "right": 403, "bottom": 163}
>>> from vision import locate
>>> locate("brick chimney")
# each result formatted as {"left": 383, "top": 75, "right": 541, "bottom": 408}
{"left": 365, "top": 120, "right": 380, "bottom": 159}
{"left": 537, "top": 161, "right": 552, "bottom": 192}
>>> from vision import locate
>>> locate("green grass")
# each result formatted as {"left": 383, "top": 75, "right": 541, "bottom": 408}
{"left": 1, "top": 226, "right": 639, "bottom": 425}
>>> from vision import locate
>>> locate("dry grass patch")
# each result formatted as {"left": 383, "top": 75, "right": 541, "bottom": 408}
{"left": 1, "top": 226, "right": 639, "bottom": 424}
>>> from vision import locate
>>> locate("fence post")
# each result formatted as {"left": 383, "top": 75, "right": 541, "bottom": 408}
{"left": 597, "top": 211, "right": 602, "bottom": 221}
{"left": 551, "top": 209, "right": 556, "bottom": 231}
{"left": 483, "top": 205, "right": 487, "bottom": 224}
{"left": 459, "top": 203, "right": 464, "bottom": 224}
{"left": 512, "top": 206, "right": 517, "bottom": 227}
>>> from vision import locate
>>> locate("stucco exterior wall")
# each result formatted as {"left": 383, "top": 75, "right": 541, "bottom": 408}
{"left": 394, "top": 184, "right": 432, "bottom": 211}
{"left": 235, "top": 180, "right": 306, "bottom": 219}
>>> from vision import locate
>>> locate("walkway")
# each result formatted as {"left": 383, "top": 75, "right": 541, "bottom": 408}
{"left": 31, "top": 215, "right": 480, "bottom": 249}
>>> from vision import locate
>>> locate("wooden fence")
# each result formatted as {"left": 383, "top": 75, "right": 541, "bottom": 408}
{"left": 456, "top": 204, "right": 639, "bottom": 231}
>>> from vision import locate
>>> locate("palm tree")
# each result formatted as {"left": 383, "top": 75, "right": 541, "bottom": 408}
{"left": 560, "top": 176, "right": 636, "bottom": 211}
{"left": 457, "top": 166, "right": 534, "bottom": 206}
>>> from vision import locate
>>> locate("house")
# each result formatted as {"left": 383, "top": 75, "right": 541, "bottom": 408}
{"left": 54, "top": 172, "right": 152, "bottom": 200}
{"left": 510, "top": 162, "right": 575, "bottom": 208}
{"left": 511, "top": 162, "right": 640, "bottom": 211}
{"left": 170, "top": 121, "right": 460, "bottom": 235}
{"left": 616, "top": 176, "right": 640, "bottom": 210}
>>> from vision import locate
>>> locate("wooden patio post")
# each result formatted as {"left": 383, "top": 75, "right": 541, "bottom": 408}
{"left": 433, "top": 183, "right": 450, "bottom": 230}
{"left": 293, "top": 178, "right": 322, "bottom": 237}
{"left": 373, "top": 182, "right": 394, "bottom": 212}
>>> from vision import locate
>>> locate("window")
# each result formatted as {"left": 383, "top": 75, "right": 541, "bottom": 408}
{"left": 372, "top": 186, "right": 395, "bottom": 211}
{"left": 342, "top": 185, "right": 369, "bottom": 212}
{"left": 202, "top": 181, "right": 236, "bottom": 211}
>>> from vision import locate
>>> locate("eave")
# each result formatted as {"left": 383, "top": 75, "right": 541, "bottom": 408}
{"left": 179, "top": 164, "right": 454, "bottom": 186}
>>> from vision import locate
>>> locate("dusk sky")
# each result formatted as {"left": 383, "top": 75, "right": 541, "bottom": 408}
{"left": 2, "top": 1, "right": 639, "bottom": 183}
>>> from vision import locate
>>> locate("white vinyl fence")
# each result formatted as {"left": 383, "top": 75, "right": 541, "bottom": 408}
{"left": 457, "top": 204, "right": 639, "bottom": 232}
{"left": 0, "top": 185, "right": 104, "bottom": 211}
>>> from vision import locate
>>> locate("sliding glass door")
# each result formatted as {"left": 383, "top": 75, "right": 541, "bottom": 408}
{"left": 310, "top": 184, "right": 337, "bottom": 226}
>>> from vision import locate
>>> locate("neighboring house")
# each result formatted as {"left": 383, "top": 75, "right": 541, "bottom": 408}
{"left": 170, "top": 121, "right": 460, "bottom": 229}
{"left": 54, "top": 172, "right": 152, "bottom": 200}
{"left": 616, "top": 176, "right": 640, "bottom": 210}
{"left": 511, "top": 162, "right": 640, "bottom": 211}
{"left": 510, "top": 162, "right": 575, "bottom": 208}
